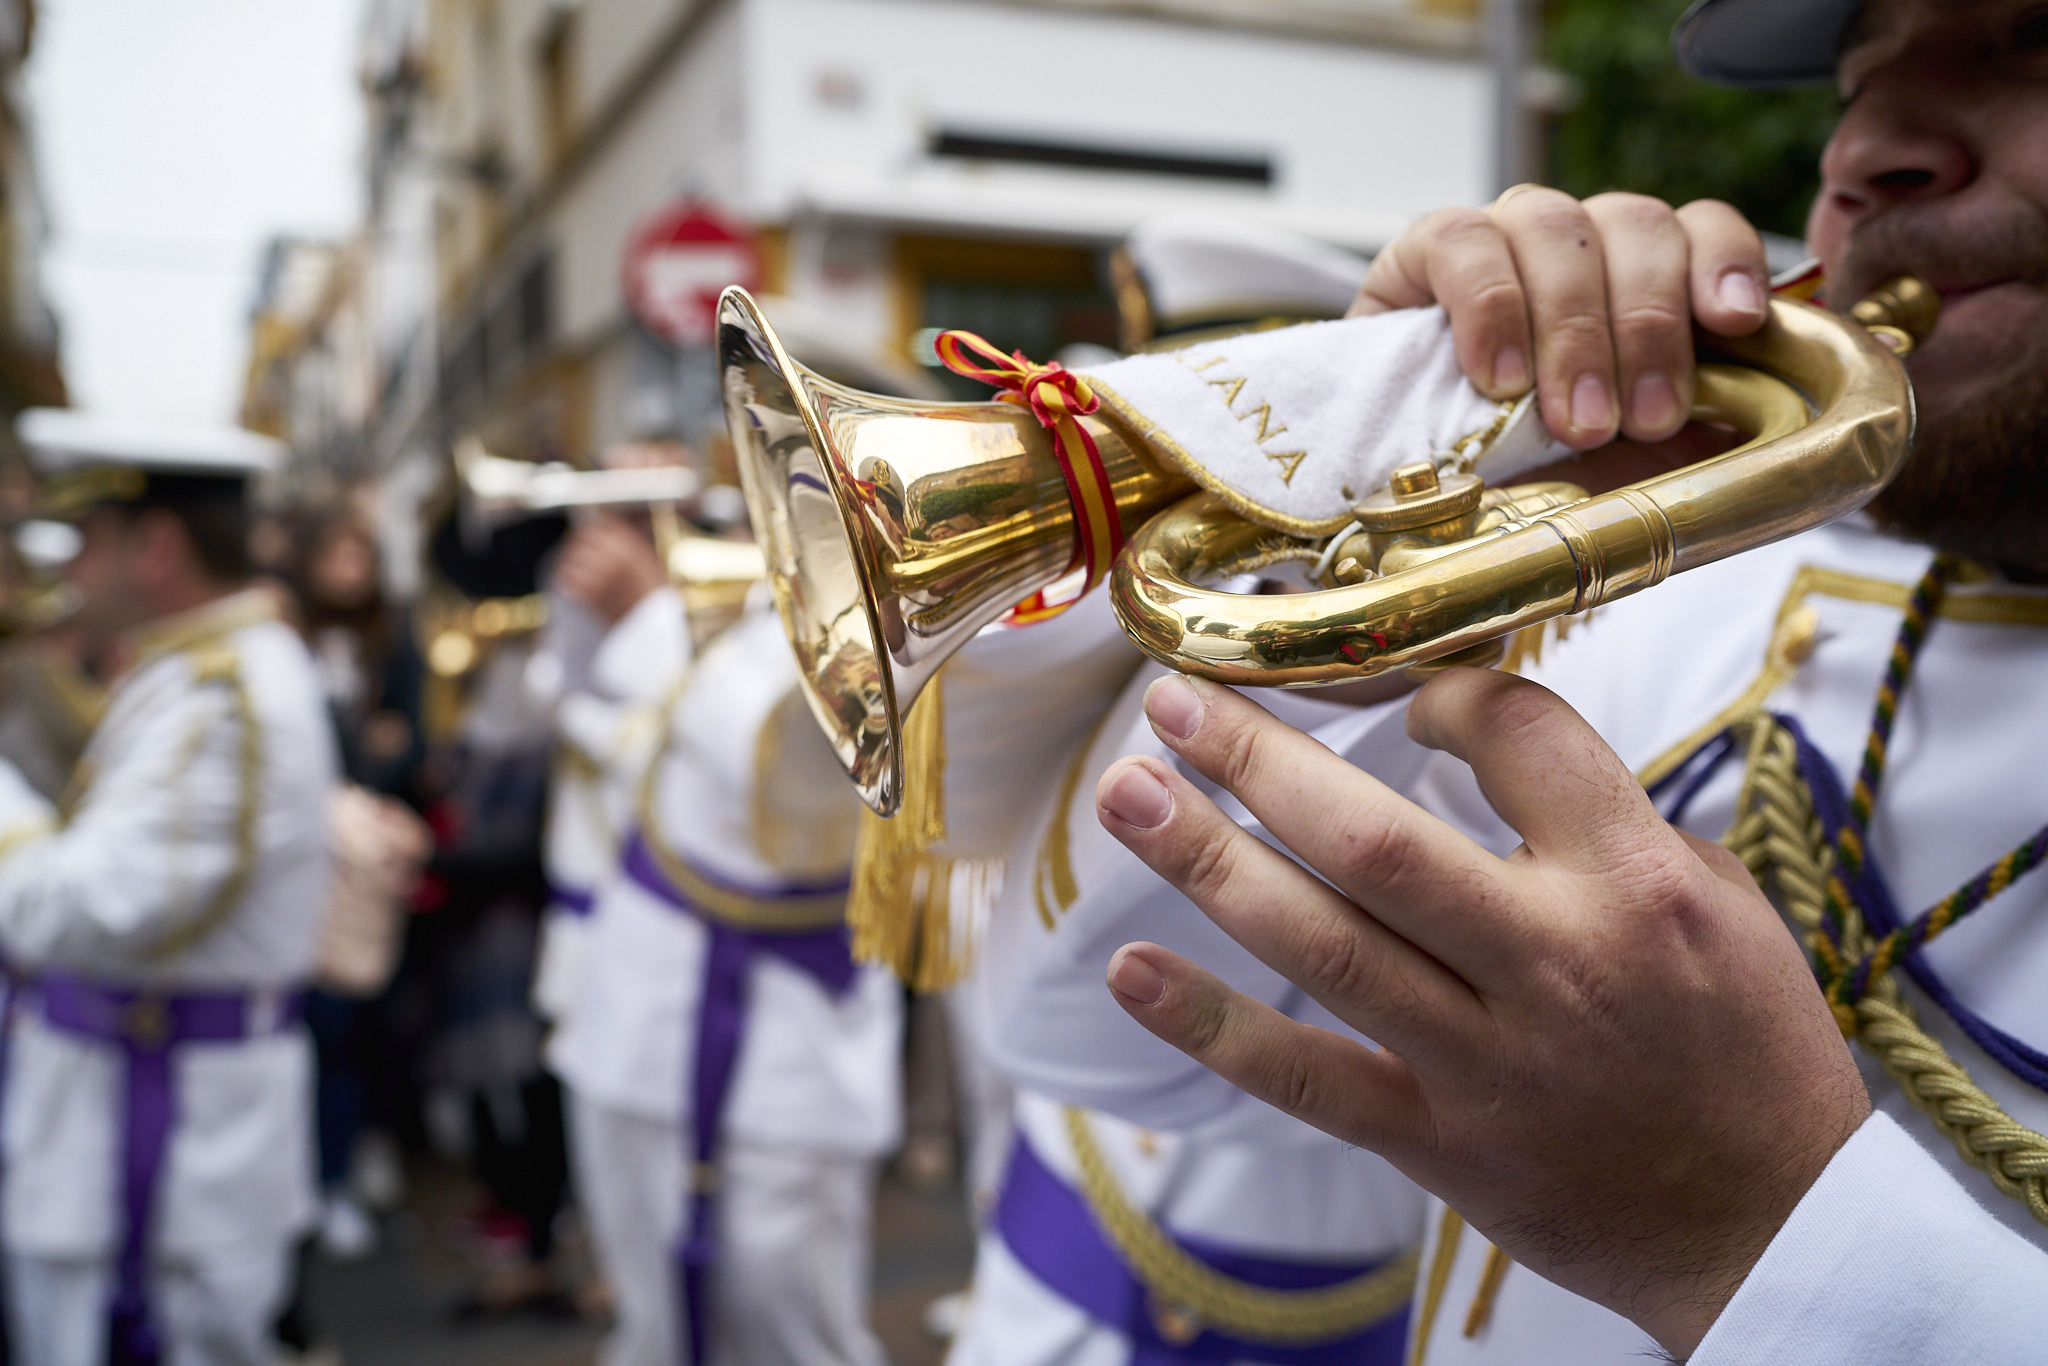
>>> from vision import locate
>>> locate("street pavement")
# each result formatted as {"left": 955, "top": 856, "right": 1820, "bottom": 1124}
{"left": 304, "top": 1152, "right": 976, "bottom": 1366}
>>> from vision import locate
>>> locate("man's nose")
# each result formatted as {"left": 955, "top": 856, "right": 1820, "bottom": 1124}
{"left": 1817, "top": 71, "right": 1978, "bottom": 220}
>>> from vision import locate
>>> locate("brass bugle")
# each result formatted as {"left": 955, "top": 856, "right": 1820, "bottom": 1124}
{"left": 420, "top": 525, "right": 770, "bottom": 677}
{"left": 718, "top": 281, "right": 1932, "bottom": 817}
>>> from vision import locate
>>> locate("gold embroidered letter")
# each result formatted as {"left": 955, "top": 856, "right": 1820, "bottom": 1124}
{"left": 1241, "top": 403, "right": 1288, "bottom": 443}
{"left": 1266, "top": 450, "right": 1306, "bottom": 485}
{"left": 1206, "top": 375, "right": 1246, "bottom": 407}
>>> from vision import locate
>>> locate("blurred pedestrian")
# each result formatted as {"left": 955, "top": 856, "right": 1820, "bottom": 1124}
{"left": 407, "top": 507, "right": 574, "bottom": 1316}
{"left": 284, "top": 497, "right": 428, "bottom": 1259}
{"left": 0, "top": 410, "right": 335, "bottom": 1366}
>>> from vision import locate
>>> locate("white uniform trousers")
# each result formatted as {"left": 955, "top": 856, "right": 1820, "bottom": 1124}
{"left": 569, "top": 1095, "right": 887, "bottom": 1366}
{"left": 6, "top": 1241, "right": 290, "bottom": 1366}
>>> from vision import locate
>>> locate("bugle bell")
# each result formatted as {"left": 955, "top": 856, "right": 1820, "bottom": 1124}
{"left": 719, "top": 280, "right": 1933, "bottom": 817}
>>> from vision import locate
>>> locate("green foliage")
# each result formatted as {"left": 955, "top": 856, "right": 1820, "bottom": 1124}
{"left": 1542, "top": 0, "right": 1842, "bottom": 238}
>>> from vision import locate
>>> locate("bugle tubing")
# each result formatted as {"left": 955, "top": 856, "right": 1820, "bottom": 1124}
{"left": 1110, "top": 286, "right": 1925, "bottom": 684}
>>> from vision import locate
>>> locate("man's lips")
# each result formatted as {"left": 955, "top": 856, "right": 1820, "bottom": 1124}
{"left": 1921, "top": 278, "right": 2045, "bottom": 329}
{"left": 1930, "top": 277, "right": 2018, "bottom": 305}
{"left": 1899, "top": 280, "right": 2046, "bottom": 387}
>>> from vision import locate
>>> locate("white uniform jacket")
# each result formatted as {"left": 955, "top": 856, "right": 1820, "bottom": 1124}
{"left": 547, "top": 606, "right": 902, "bottom": 1157}
{"left": 535, "top": 588, "right": 689, "bottom": 1023}
{"left": 0, "top": 591, "right": 335, "bottom": 1259}
{"left": 1361, "top": 519, "right": 2048, "bottom": 1364}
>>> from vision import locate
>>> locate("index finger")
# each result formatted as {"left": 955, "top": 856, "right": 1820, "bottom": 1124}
{"left": 1137, "top": 675, "right": 1544, "bottom": 983}
{"left": 1354, "top": 206, "right": 1535, "bottom": 402}
{"left": 1096, "top": 757, "right": 1481, "bottom": 1062}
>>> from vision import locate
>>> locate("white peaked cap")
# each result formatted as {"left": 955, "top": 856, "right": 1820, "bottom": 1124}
{"left": 1126, "top": 213, "right": 1370, "bottom": 335}
{"left": 1673, "top": 0, "right": 1857, "bottom": 87}
{"left": 17, "top": 408, "right": 284, "bottom": 479}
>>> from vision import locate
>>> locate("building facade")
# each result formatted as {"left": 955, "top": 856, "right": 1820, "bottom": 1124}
{"left": 0, "top": 0, "right": 67, "bottom": 457}
{"left": 245, "top": 0, "right": 1505, "bottom": 562}
{"left": 427, "top": 0, "right": 1498, "bottom": 461}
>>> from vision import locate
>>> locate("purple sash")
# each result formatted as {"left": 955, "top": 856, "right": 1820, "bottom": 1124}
{"left": 994, "top": 1131, "right": 1410, "bottom": 1366}
{"left": 619, "top": 832, "right": 855, "bottom": 1366}
{"left": 31, "top": 974, "right": 303, "bottom": 1366}
{"left": 547, "top": 880, "right": 598, "bottom": 919}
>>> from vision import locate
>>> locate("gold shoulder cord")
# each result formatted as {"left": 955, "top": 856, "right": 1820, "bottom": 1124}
{"left": 148, "top": 642, "right": 263, "bottom": 962}
{"left": 1723, "top": 713, "right": 2048, "bottom": 1223}
{"left": 1705, "top": 568, "right": 2048, "bottom": 1225}
{"left": 1062, "top": 1105, "right": 1417, "bottom": 1348}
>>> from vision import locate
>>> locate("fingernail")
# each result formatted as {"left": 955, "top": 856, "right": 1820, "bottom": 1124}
{"left": 1491, "top": 345, "right": 1528, "bottom": 394}
{"left": 1108, "top": 946, "right": 1167, "bottom": 1006}
{"left": 1569, "top": 374, "right": 1612, "bottom": 436}
{"left": 1145, "top": 674, "right": 1204, "bottom": 741}
{"left": 1101, "top": 763, "right": 1173, "bottom": 830}
{"left": 1630, "top": 371, "right": 1678, "bottom": 433}
{"left": 1719, "top": 271, "right": 1766, "bottom": 316}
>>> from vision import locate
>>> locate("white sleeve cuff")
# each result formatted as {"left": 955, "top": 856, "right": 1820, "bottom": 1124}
{"left": 1693, "top": 1110, "right": 2048, "bottom": 1365}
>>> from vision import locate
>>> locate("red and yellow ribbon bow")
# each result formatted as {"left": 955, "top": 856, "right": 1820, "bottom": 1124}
{"left": 933, "top": 329, "right": 1124, "bottom": 624}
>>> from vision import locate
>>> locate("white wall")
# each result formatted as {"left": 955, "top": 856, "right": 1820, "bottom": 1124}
{"left": 550, "top": 0, "right": 748, "bottom": 350}
{"left": 571, "top": 0, "right": 700, "bottom": 132}
{"left": 742, "top": 0, "right": 1493, "bottom": 250}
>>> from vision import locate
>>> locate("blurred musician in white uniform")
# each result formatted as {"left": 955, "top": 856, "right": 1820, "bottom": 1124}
{"left": 550, "top": 314, "right": 937, "bottom": 1366}
{"left": 532, "top": 462, "right": 695, "bottom": 1326}
{"left": 545, "top": 602, "right": 901, "bottom": 1366}
{"left": 937, "top": 220, "right": 1432, "bottom": 1366}
{"left": 0, "top": 411, "right": 333, "bottom": 1366}
{"left": 532, "top": 494, "right": 688, "bottom": 1031}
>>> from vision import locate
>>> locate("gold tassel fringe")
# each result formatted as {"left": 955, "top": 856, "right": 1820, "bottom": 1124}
{"left": 846, "top": 675, "right": 994, "bottom": 991}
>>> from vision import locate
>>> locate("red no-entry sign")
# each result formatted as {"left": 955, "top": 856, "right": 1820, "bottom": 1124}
{"left": 621, "top": 199, "right": 763, "bottom": 348}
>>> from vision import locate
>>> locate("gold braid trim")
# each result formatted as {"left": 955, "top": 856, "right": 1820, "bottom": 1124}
{"left": 1725, "top": 713, "right": 2048, "bottom": 1227}
{"left": 0, "top": 816, "right": 55, "bottom": 862}
{"left": 633, "top": 667, "right": 848, "bottom": 934}
{"left": 148, "top": 643, "right": 263, "bottom": 962}
{"left": 1062, "top": 1106, "right": 1419, "bottom": 1346}
{"left": 1461, "top": 1245, "right": 1511, "bottom": 1338}
{"left": 1405, "top": 1207, "right": 1464, "bottom": 1366}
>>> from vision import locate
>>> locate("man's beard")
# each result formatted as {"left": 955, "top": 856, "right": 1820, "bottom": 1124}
{"left": 1834, "top": 213, "right": 2048, "bottom": 576}
{"left": 1867, "top": 361, "right": 2048, "bottom": 576}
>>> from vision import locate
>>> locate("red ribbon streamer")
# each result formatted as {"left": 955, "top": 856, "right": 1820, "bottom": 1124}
{"left": 932, "top": 330, "right": 1124, "bottom": 622}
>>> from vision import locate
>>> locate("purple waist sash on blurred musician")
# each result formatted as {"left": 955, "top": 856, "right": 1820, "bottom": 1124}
{"left": 547, "top": 880, "right": 598, "bottom": 918}
{"left": 26, "top": 972, "right": 305, "bottom": 1366}
{"left": 619, "top": 831, "right": 856, "bottom": 1366}
{"left": 995, "top": 1132, "right": 1411, "bottom": 1366}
